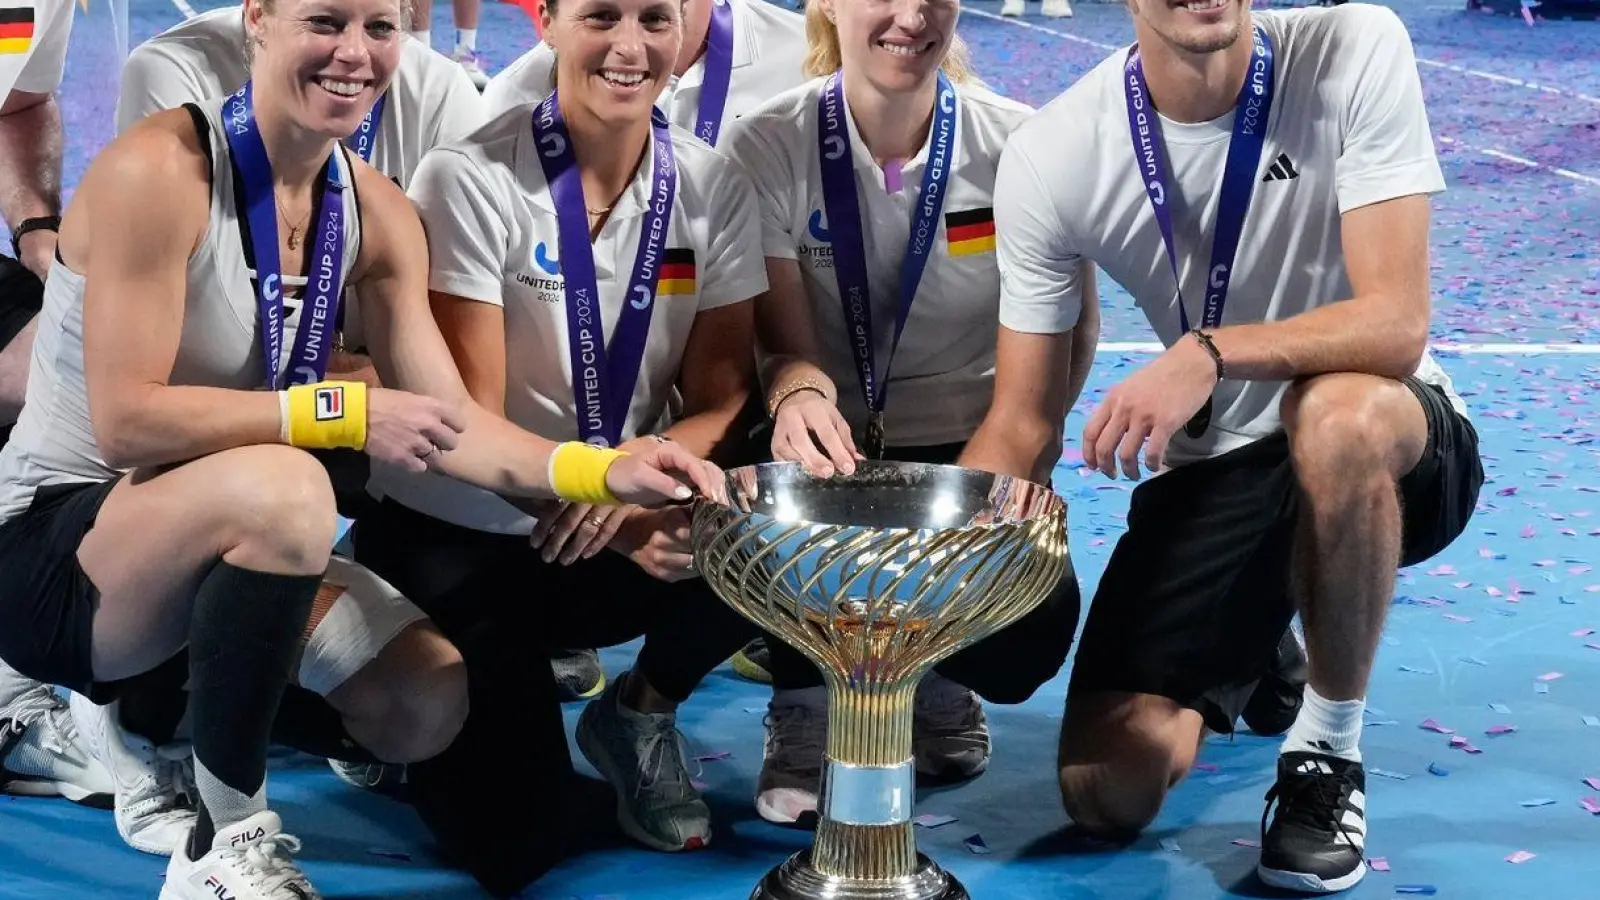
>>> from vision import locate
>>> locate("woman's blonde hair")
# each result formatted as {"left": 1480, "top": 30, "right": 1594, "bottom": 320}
{"left": 803, "top": 0, "right": 980, "bottom": 85}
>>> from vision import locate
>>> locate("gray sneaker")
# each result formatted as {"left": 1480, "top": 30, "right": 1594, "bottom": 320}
{"left": 913, "top": 673, "right": 990, "bottom": 782}
{"left": 328, "top": 759, "right": 407, "bottom": 798}
{"left": 754, "top": 686, "right": 826, "bottom": 826}
{"left": 552, "top": 648, "right": 606, "bottom": 702}
{"left": 575, "top": 672, "right": 711, "bottom": 852}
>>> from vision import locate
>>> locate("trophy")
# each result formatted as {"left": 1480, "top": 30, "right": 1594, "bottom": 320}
{"left": 692, "top": 461, "right": 1069, "bottom": 900}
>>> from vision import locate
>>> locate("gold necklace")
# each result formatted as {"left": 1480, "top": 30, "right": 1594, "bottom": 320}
{"left": 275, "top": 195, "right": 310, "bottom": 251}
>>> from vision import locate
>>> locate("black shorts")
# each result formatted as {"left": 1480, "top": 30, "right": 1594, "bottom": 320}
{"left": 0, "top": 255, "right": 43, "bottom": 353}
{"left": 1068, "top": 377, "right": 1483, "bottom": 734}
{"left": 0, "top": 478, "right": 121, "bottom": 698}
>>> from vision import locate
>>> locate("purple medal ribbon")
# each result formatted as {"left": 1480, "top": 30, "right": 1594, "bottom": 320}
{"left": 348, "top": 93, "right": 387, "bottom": 163}
{"left": 694, "top": 0, "right": 735, "bottom": 147}
{"left": 223, "top": 82, "right": 349, "bottom": 389}
{"left": 1124, "top": 24, "right": 1275, "bottom": 435}
{"left": 815, "top": 70, "right": 958, "bottom": 457}
{"left": 533, "top": 90, "right": 678, "bottom": 448}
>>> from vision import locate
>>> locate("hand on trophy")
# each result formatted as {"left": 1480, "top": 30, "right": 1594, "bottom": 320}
{"left": 771, "top": 390, "right": 864, "bottom": 478}
{"left": 602, "top": 435, "right": 728, "bottom": 507}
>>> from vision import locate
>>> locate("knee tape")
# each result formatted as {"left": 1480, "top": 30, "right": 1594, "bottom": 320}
{"left": 298, "top": 556, "right": 428, "bottom": 697}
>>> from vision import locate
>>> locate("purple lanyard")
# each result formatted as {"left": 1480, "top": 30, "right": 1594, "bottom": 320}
{"left": 348, "top": 93, "right": 387, "bottom": 163}
{"left": 532, "top": 91, "right": 678, "bottom": 448}
{"left": 223, "top": 82, "right": 348, "bottom": 389}
{"left": 1124, "top": 24, "right": 1276, "bottom": 336}
{"left": 815, "top": 70, "right": 958, "bottom": 457}
{"left": 693, "top": 0, "right": 735, "bottom": 146}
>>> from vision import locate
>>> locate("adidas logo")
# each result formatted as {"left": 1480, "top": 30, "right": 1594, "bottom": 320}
{"left": 1262, "top": 153, "right": 1300, "bottom": 182}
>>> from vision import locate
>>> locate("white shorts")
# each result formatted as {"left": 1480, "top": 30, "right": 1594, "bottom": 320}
{"left": 297, "top": 555, "right": 429, "bottom": 697}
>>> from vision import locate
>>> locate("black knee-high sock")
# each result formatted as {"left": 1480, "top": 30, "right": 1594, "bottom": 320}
{"left": 185, "top": 561, "right": 321, "bottom": 858}
{"left": 115, "top": 650, "right": 191, "bottom": 746}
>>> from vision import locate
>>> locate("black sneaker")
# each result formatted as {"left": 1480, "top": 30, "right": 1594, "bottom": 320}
{"left": 552, "top": 648, "right": 607, "bottom": 702}
{"left": 1241, "top": 627, "right": 1308, "bottom": 736}
{"left": 1258, "top": 749, "right": 1367, "bottom": 893}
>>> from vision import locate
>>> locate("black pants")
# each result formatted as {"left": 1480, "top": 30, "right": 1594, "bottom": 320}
{"left": 757, "top": 441, "right": 1082, "bottom": 702}
{"left": 349, "top": 497, "right": 757, "bottom": 898}
{"left": 1068, "top": 378, "right": 1484, "bottom": 733}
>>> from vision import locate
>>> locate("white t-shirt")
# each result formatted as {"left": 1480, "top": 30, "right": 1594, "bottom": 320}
{"left": 115, "top": 4, "right": 485, "bottom": 189}
{"left": 996, "top": 5, "right": 1466, "bottom": 466}
{"left": 0, "top": 0, "right": 73, "bottom": 99}
{"left": 370, "top": 107, "right": 768, "bottom": 534}
{"left": 724, "top": 77, "right": 1032, "bottom": 448}
{"left": 480, "top": 0, "right": 807, "bottom": 144}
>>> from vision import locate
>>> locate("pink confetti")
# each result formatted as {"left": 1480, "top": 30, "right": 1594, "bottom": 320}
{"left": 1453, "top": 580, "right": 1473, "bottom": 589}
{"left": 1520, "top": 525, "right": 1537, "bottom": 538}
{"left": 1537, "top": 672, "right": 1563, "bottom": 682}
{"left": 1450, "top": 736, "right": 1485, "bottom": 753}
{"left": 1506, "top": 850, "right": 1536, "bottom": 865}
{"left": 1486, "top": 725, "right": 1518, "bottom": 735}
{"left": 1443, "top": 613, "right": 1474, "bottom": 623}
{"left": 1479, "top": 547, "right": 1497, "bottom": 558}
{"left": 1486, "top": 586, "right": 1505, "bottom": 597}
{"left": 1420, "top": 718, "right": 1456, "bottom": 734}
{"left": 1231, "top": 838, "right": 1261, "bottom": 848}
{"left": 1571, "top": 566, "right": 1593, "bottom": 575}
{"left": 1584, "top": 777, "right": 1600, "bottom": 791}
{"left": 1427, "top": 564, "right": 1457, "bottom": 576}
{"left": 1368, "top": 857, "right": 1391, "bottom": 872}
{"left": 1573, "top": 628, "right": 1595, "bottom": 637}
{"left": 1581, "top": 798, "right": 1600, "bottom": 815}
{"left": 1194, "top": 763, "right": 1219, "bottom": 773}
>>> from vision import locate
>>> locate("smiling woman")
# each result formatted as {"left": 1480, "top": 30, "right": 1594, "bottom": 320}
{"left": 346, "top": 0, "right": 773, "bottom": 890}
{"left": 0, "top": 0, "right": 723, "bottom": 895}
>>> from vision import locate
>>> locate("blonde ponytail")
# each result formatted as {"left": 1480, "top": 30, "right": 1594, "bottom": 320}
{"left": 802, "top": 0, "right": 982, "bottom": 86}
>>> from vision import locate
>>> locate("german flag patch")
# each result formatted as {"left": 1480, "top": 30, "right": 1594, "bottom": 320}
{"left": 658, "top": 248, "right": 696, "bottom": 297}
{"left": 945, "top": 207, "right": 996, "bottom": 258}
{"left": 0, "top": 6, "right": 35, "bottom": 56}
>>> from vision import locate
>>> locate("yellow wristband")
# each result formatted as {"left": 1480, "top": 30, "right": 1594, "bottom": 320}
{"left": 549, "top": 441, "right": 625, "bottom": 505}
{"left": 284, "top": 381, "right": 368, "bottom": 451}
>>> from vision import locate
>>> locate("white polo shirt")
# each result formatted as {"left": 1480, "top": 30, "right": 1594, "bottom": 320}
{"left": 115, "top": 4, "right": 485, "bottom": 189}
{"left": 480, "top": 0, "right": 807, "bottom": 144}
{"left": 996, "top": 4, "right": 1466, "bottom": 466}
{"left": 371, "top": 106, "right": 768, "bottom": 533}
{"left": 723, "top": 76, "right": 1033, "bottom": 448}
{"left": 0, "top": 0, "right": 73, "bottom": 99}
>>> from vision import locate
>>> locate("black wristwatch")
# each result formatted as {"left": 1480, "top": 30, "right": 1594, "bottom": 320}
{"left": 11, "top": 216, "right": 60, "bottom": 258}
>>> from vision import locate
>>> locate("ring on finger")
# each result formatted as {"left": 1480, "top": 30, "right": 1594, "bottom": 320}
{"left": 587, "top": 516, "right": 605, "bottom": 529}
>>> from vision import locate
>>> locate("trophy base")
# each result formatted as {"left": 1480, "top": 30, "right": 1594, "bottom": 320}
{"left": 749, "top": 850, "right": 970, "bottom": 900}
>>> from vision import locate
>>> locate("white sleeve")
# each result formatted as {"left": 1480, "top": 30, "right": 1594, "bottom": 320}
{"left": 1332, "top": 6, "right": 1446, "bottom": 214}
{"left": 428, "top": 63, "right": 488, "bottom": 147}
{"left": 481, "top": 44, "right": 554, "bottom": 120}
{"left": 722, "top": 116, "right": 798, "bottom": 261}
{"left": 696, "top": 151, "right": 769, "bottom": 311}
{"left": 994, "top": 138, "right": 1083, "bottom": 334}
{"left": 406, "top": 148, "right": 510, "bottom": 306}
{"left": 114, "top": 45, "right": 213, "bottom": 134}
{"left": 12, "top": 0, "right": 74, "bottom": 94}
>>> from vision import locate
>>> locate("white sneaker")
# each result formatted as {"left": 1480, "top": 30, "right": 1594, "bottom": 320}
{"left": 70, "top": 693, "right": 197, "bottom": 856}
{"left": 1001, "top": 0, "right": 1026, "bottom": 15}
{"left": 160, "top": 811, "right": 320, "bottom": 900}
{"left": 0, "top": 681, "right": 117, "bottom": 805}
{"left": 452, "top": 46, "right": 489, "bottom": 89}
{"left": 754, "top": 687, "right": 827, "bottom": 826}
{"left": 1042, "top": 0, "right": 1074, "bottom": 17}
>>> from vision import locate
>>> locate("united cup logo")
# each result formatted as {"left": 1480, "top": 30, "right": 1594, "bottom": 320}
{"left": 823, "top": 134, "right": 846, "bottom": 161}
{"left": 314, "top": 385, "right": 345, "bottom": 421}
{"left": 630, "top": 284, "right": 653, "bottom": 310}
{"left": 261, "top": 273, "right": 281, "bottom": 302}
{"left": 540, "top": 132, "right": 567, "bottom": 158}
{"left": 938, "top": 87, "right": 955, "bottom": 115}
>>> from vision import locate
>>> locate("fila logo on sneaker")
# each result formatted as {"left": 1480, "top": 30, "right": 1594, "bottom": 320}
{"left": 229, "top": 825, "right": 266, "bottom": 848}
{"left": 204, "top": 875, "right": 236, "bottom": 900}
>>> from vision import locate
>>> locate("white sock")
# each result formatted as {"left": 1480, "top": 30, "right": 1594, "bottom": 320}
{"left": 410, "top": 28, "right": 432, "bottom": 47}
{"left": 455, "top": 28, "right": 477, "bottom": 51}
{"left": 1281, "top": 684, "right": 1364, "bottom": 763}
{"left": 0, "top": 658, "right": 41, "bottom": 710}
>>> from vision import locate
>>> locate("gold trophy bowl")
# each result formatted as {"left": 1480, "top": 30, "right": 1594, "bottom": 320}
{"left": 692, "top": 461, "right": 1069, "bottom": 900}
